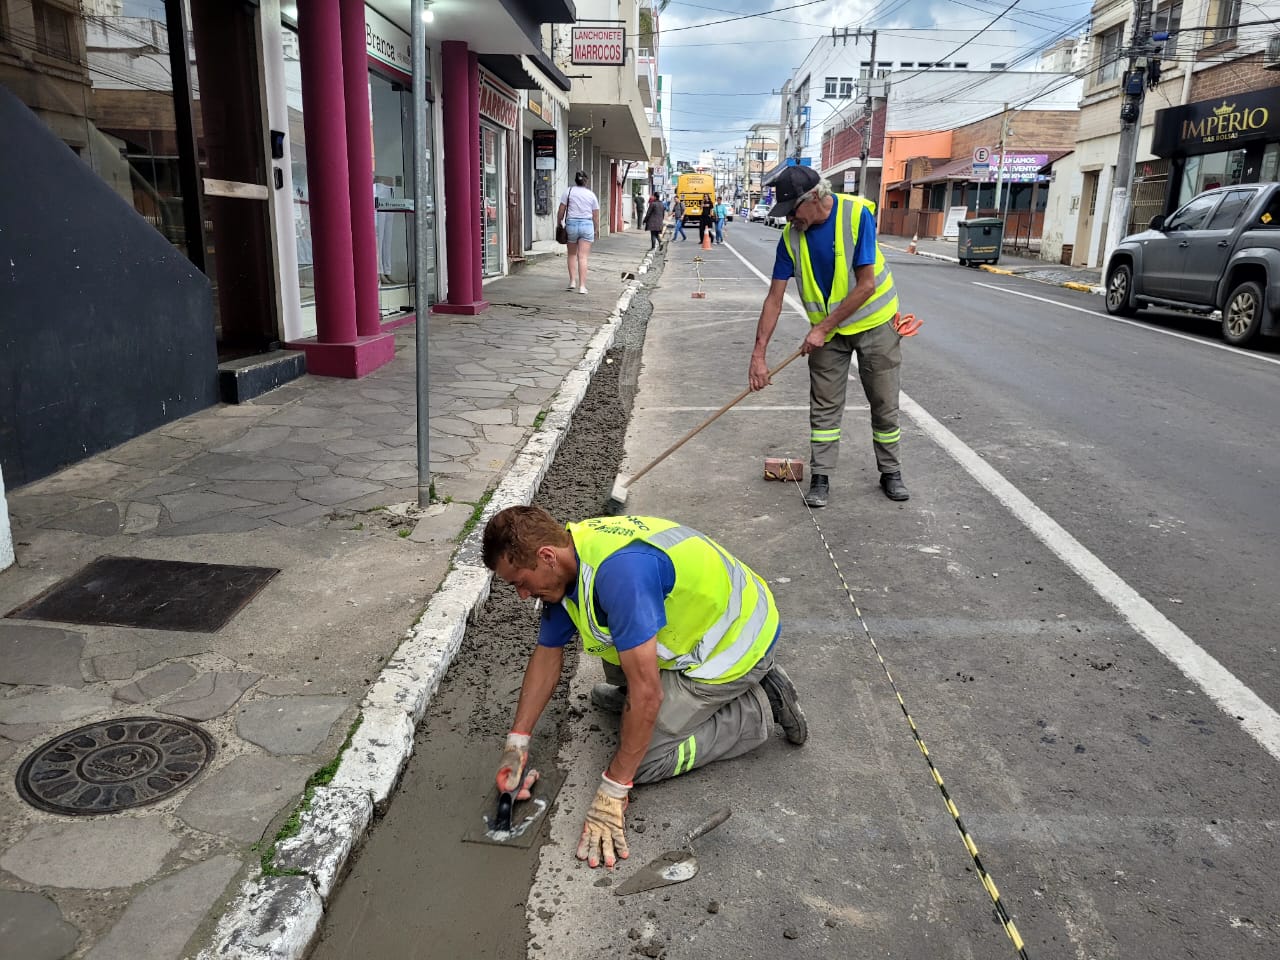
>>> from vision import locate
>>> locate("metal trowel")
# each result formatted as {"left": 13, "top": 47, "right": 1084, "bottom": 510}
{"left": 615, "top": 807, "right": 732, "bottom": 896}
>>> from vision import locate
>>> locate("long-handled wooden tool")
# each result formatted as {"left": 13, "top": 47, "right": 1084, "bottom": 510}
{"left": 605, "top": 348, "right": 803, "bottom": 512}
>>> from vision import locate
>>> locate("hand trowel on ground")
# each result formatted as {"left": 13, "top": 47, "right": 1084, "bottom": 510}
{"left": 615, "top": 807, "right": 732, "bottom": 896}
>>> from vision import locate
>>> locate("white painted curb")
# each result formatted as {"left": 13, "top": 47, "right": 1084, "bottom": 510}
{"left": 199, "top": 247, "right": 658, "bottom": 959}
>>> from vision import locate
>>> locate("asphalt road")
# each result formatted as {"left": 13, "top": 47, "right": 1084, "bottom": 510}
{"left": 321, "top": 221, "right": 1280, "bottom": 959}
{"left": 532, "top": 221, "right": 1279, "bottom": 958}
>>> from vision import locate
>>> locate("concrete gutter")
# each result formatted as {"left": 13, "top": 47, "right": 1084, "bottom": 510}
{"left": 198, "top": 248, "right": 660, "bottom": 959}
{"left": 882, "top": 242, "right": 1106, "bottom": 296}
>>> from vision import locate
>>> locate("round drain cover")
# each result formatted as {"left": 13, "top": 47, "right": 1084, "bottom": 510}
{"left": 15, "top": 717, "right": 215, "bottom": 815}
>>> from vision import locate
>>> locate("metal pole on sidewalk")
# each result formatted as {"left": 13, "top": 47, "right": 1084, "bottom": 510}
{"left": 412, "top": 0, "right": 433, "bottom": 507}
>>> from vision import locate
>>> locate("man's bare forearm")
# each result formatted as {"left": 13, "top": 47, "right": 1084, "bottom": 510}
{"left": 511, "top": 644, "right": 563, "bottom": 735}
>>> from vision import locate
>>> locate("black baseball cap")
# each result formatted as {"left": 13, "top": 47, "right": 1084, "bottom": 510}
{"left": 767, "top": 165, "right": 821, "bottom": 219}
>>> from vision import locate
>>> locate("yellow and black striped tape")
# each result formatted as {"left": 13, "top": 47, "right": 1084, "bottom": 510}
{"left": 794, "top": 477, "right": 1030, "bottom": 959}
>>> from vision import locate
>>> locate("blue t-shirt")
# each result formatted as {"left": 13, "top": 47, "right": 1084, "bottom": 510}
{"left": 538, "top": 542, "right": 675, "bottom": 652}
{"left": 772, "top": 203, "right": 878, "bottom": 301}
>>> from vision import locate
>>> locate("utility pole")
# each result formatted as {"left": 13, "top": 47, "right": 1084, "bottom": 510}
{"left": 1103, "top": 0, "right": 1154, "bottom": 271}
{"left": 856, "top": 28, "right": 876, "bottom": 197}
{"left": 993, "top": 102, "right": 1010, "bottom": 213}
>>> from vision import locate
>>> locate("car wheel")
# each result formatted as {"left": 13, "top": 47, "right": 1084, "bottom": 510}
{"left": 1222, "top": 280, "right": 1264, "bottom": 346}
{"left": 1105, "top": 263, "right": 1137, "bottom": 316}
{"left": 958, "top": 258, "right": 968, "bottom": 266}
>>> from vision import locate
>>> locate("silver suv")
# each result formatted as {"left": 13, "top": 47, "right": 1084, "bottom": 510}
{"left": 1104, "top": 183, "right": 1280, "bottom": 346}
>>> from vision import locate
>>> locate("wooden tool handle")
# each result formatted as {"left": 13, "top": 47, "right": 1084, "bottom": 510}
{"left": 684, "top": 807, "right": 732, "bottom": 846}
{"left": 626, "top": 349, "right": 803, "bottom": 488}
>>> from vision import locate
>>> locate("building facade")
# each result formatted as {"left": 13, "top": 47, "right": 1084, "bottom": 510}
{"left": 1041, "top": 0, "right": 1280, "bottom": 267}
{"left": 3, "top": 0, "right": 667, "bottom": 499}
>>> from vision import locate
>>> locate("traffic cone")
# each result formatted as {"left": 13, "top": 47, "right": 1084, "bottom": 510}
{"left": 906, "top": 233, "right": 918, "bottom": 255}
{"left": 701, "top": 227, "right": 712, "bottom": 250}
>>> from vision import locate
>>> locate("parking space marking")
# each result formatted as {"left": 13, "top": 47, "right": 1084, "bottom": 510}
{"left": 725, "top": 237, "right": 1280, "bottom": 764}
{"left": 972, "top": 281, "right": 1280, "bottom": 368}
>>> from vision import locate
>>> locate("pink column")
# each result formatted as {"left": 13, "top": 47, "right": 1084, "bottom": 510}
{"left": 468, "top": 53, "right": 484, "bottom": 297}
{"left": 433, "top": 41, "right": 487, "bottom": 314}
{"left": 339, "top": 0, "right": 380, "bottom": 337}
{"left": 296, "top": 0, "right": 356, "bottom": 343}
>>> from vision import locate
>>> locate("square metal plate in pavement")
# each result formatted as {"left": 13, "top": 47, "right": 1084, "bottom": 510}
{"left": 7, "top": 555, "right": 280, "bottom": 632}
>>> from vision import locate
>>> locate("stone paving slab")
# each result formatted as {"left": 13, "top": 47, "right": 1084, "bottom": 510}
{"left": 0, "top": 889, "right": 80, "bottom": 960}
{"left": 0, "top": 624, "right": 86, "bottom": 687}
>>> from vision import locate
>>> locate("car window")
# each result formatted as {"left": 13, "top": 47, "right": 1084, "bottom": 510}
{"left": 1165, "top": 193, "right": 1220, "bottom": 232}
{"left": 1205, "top": 189, "right": 1255, "bottom": 230}
{"left": 1258, "top": 190, "right": 1280, "bottom": 228}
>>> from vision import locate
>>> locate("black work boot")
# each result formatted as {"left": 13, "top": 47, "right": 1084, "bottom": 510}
{"left": 761, "top": 665, "right": 808, "bottom": 744}
{"left": 879, "top": 471, "right": 909, "bottom": 501}
{"left": 804, "top": 473, "right": 829, "bottom": 507}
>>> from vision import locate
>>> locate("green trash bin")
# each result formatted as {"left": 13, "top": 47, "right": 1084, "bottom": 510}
{"left": 957, "top": 218, "right": 1003, "bottom": 267}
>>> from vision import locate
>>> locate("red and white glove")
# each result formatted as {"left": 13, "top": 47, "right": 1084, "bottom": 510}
{"left": 495, "top": 732, "right": 539, "bottom": 799}
{"left": 576, "top": 771, "right": 631, "bottom": 868}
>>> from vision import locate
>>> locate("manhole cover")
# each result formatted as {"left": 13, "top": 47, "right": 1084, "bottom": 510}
{"left": 7, "top": 555, "right": 279, "bottom": 632}
{"left": 16, "top": 717, "right": 215, "bottom": 815}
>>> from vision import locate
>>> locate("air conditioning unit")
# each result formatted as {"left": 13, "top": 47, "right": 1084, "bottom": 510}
{"left": 1265, "top": 33, "right": 1280, "bottom": 70}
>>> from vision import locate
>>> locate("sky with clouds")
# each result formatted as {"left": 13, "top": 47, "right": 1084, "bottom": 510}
{"left": 656, "top": 0, "right": 1096, "bottom": 161}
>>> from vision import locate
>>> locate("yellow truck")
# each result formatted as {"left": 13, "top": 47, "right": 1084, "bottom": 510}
{"left": 676, "top": 173, "right": 716, "bottom": 225}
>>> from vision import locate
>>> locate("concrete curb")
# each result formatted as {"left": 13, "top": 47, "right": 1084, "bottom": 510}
{"left": 883, "top": 242, "right": 1105, "bottom": 296}
{"left": 198, "top": 247, "right": 659, "bottom": 959}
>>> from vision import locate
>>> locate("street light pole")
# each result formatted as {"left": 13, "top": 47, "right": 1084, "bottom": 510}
{"left": 855, "top": 28, "right": 876, "bottom": 196}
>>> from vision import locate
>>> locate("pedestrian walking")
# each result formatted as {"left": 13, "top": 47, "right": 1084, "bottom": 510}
{"left": 642, "top": 193, "right": 666, "bottom": 250}
{"left": 483, "top": 506, "right": 807, "bottom": 869}
{"left": 698, "top": 196, "right": 713, "bottom": 245}
{"left": 557, "top": 171, "right": 601, "bottom": 295}
{"left": 747, "top": 167, "right": 921, "bottom": 507}
{"left": 714, "top": 199, "right": 727, "bottom": 244}
{"left": 671, "top": 207, "right": 687, "bottom": 242}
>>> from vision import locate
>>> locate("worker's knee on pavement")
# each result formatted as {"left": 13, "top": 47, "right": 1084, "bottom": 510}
{"left": 634, "top": 686, "right": 772, "bottom": 785}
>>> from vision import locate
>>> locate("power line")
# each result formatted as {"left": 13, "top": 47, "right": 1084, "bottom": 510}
{"left": 662, "top": 0, "right": 830, "bottom": 34}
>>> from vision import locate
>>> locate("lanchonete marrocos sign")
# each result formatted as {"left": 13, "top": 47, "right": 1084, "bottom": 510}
{"left": 571, "top": 26, "right": 625, "bottom": 66}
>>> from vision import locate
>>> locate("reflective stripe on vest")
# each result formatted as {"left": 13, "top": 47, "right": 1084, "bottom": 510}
{"left": 563, "top": 517, "right": 778, "bottom": 684}
{"left": 783, "top": 194, "right": 899, "bottom": 338}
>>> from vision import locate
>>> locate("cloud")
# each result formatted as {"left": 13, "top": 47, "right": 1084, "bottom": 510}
{"left": 655, "top": 0, "right": 1094, "bottom": 159}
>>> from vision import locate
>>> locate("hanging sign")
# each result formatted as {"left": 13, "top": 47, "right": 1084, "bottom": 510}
{"left": 479, "top": 72, "right": 519, "bottom": 130}
{"left": 533, "top": 130, "right": 556, "bottom": 170}
{"left": 571, "top": 26, "right": 625, "bottom": 66}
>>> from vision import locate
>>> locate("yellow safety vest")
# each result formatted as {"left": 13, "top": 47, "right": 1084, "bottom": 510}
{"left": 783, "top": 193, "right": 899, "bottom": 339}
{"left": 563, "top": 516, "right": 779, "bottom": 684}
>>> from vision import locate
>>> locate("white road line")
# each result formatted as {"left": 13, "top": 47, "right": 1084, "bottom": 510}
{"left": 972, "top": 281, "right": 1280, "bottom": 368}
{"left": 730, "top": 245, "right": 1280, "bottom": 762}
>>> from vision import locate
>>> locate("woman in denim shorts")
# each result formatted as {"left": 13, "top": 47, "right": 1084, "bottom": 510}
{"left": 558, "top": 172, "right": 601, "bottom": 295}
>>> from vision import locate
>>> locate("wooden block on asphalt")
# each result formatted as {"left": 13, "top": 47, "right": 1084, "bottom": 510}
{"left": 763, "top": 458, "right": 804, "bottom": 482}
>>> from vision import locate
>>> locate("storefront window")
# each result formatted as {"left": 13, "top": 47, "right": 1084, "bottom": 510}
{"left": 1261, "top": 143, "right": 1279, "bottom": 185}
{"left": 1179, "top": 148, "right": 1247, "bottom": 199}
{"left": 3, "top": 0, "right": 191, "bottom": 257}
{"left": 370, "top": 72, "right": 415, "bottom": 312}
{"left": 480, "top": 123, "right": 504, "bottom": 276}
{"left": 281, "top": 19, "right": 436, "bottom": 317}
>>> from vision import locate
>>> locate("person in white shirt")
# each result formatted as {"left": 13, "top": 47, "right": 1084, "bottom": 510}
{"left": 558, "top": 171, "right": 601, "bottom": 295}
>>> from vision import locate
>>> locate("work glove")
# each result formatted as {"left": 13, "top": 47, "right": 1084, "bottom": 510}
{"left": 893, "top": 312, "right": 923, "bottom": 337}
{"left": 496, "top": 732, "right": 539, "bottom": 799}
{"left": 576, "top": 771, "right": 631, "bottom": 869}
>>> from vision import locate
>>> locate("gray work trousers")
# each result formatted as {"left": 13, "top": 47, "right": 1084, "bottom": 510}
{"left": 601, "top": 653, "right": 774, "bottom": 785}
{"left": 807, "top": 317, "right": 902, "bottom": 475}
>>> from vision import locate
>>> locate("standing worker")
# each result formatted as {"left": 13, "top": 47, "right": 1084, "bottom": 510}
{"left": 483, "top": 506, "right": 807, "bottom": 869}
{"left": 671, "top": 198, "right": 687, "bottom": 242}
{"left": 714, "top": 198, "right": 727, "bottom": 244}
{"left": 747, "top": 167, "right": 920, "bottom": 507}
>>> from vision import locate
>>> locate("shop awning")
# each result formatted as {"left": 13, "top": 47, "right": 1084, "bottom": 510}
{"left": 909, "top": 149, "right": 1072, "bottom": 186}
{"left": 477, "top": 48, "right": 571, "bottom": 104}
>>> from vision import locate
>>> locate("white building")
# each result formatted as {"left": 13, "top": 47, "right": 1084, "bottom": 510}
{"left": 779, "top": 28, "right": 1024, "bottom": 169}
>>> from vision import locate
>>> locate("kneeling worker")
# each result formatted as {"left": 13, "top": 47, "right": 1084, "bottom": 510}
{"left": 481, "top": 506, "right": 807, "bottom": 869}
